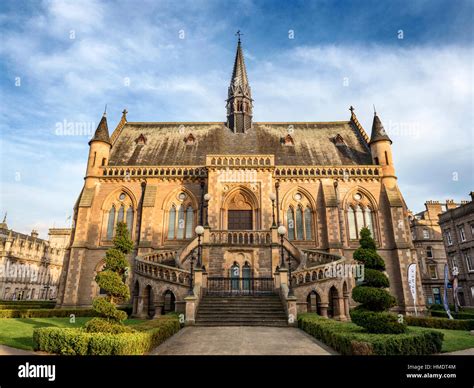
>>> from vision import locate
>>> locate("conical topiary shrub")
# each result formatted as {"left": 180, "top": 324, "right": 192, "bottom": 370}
{"left": 350, "top": 227, "right": 406, "bottom": 334}
{"left": 85, "top": 222, "right": 134, "bottom": 333}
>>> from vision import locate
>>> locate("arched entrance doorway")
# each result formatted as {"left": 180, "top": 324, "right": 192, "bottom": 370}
{"left": 307, "top": 290, "right": 322, "bottom": 315}
{"left": 328, "top": 286, "right": 340, "bottom": 319}
{"left": 242, "top": 262, "right": 251, "bottom": 292}
{"left": 222, "top": 188, "right": 259, "bottom": 230}
{"left": 163, "top": 290, "right": 176, "bottom": 314}
{"left": 132, "top": 281, "right": 139, "bottom": 316}
{"left": 145, "top": 285, "right": 154, "bottom": 318}
{"left": 230, "top": 262, "right": 240, "bottom": 292}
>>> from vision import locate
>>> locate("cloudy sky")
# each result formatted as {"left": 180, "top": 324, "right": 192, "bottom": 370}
{"left": 0, "top": 0, "right": 473, "bottom": 238}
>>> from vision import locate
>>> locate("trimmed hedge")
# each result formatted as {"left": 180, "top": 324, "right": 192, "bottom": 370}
{"left": 298, "top": 313, "right": 443, "bottom": 355}
{"left": 350, "top": 308, "right": 407, "bottom": 334}
{"left": 406, "top": 315, "right": 474, "bottom": 331}
{"left": 430, "top": 310, "right": 474, "bottom": 320}
{"left": 0, "top": 301, "right": 56, "bottom": 309}
{"left": 33, "top": 317, "right": 180, "bottom": 355}
{"left": 0, "top": 308, "right": 99, "bottom": 318}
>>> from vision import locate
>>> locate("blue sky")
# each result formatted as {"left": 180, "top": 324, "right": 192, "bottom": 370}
{"left": 0, "top": 0, "right": 473, "bottom": 237}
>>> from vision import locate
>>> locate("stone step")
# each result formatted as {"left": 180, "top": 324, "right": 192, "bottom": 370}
{"left": 197, "top": 308, "right": 285, "bottom": 313}
{"left": 197, "top": 312, "right": 287, "bottom": 317}
{"left": 194, "top": 321, "right": 288, "bottom": 327}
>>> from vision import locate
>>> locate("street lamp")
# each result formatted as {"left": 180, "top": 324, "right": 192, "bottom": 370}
{"left": 277, "top": 225, "right": 287, "bottom": 269}
{"left": 287, "top": 248, "right": 294, "bottom": 297}
{"left": 195, "top": 225, "right": 205, "bottom": 268}
{"left": 275, "top": 182, "right": 281, "bottom": 226}
{"left": 204, "top": 193, "right": 211, "bottom": 227}
{"left": 188, "top": 254, "right": 195, "bottom": 296}
{"left": 269, "top": 193, "right": 276, "bottom": 227}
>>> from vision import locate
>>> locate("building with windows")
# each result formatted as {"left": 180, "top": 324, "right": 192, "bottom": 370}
{"left": 56, "top": 39, "right": 425, "bottom": 322}
{"left": 438, "top": 193, "right": 474, "bottom": 306}
{"left": 409, "top": 200, "right": 462, "bottom": 307}
{"left": 0, "top": 217, "right": 71, "bottom": 301}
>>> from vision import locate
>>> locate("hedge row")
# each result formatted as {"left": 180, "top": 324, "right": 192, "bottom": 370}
{"left": 33, "top": 317, "right": 180, "bottom": 355}
{"left": 0, "top": 308, "right": 100, "bottom": 318}
{"left": 430, "top": 310, "right": 474, "bottom": 320}
{"left": 298, "top": 313, "right": 443, "bottom": 355}
{"left": 0, "top": 301, "right": 56, "bottom": 309}
{"left": 406, "top": 315, "right": 474, "bottom": 331}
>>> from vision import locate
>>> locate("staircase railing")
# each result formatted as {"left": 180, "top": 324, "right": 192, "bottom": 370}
{"left": 209, "top": 230, "right": 272, "bottom": 246}
{"left": 135, "top": 256, "right": 191, "bottom": 287}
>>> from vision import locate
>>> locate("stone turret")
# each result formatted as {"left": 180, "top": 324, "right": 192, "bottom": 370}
{"left": 85, "top": 111, "right": 111, "bottom": 186}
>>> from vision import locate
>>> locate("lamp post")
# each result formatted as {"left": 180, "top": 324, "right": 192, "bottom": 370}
{"left": 277, "top": 225, "right": 287, "bottom": 269}
{"left": 269, "top": 193, "right": 276, "bottom": 227}
{"left": 195, "top": 225, "right": 205, "bottom": 268}
{"left": 204, "top": 193, "right": 211, "bottom": 227}
{"left": 188, "top": 254, "right": 195, "bottom": 296}
{"left": 275, "top": 182, "right": 281, "bottom": 226}
{"left": 287, "top": 248, "right": 294, "bottom": 297}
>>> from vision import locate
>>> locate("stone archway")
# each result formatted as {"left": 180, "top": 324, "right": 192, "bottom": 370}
{"left": 328, "top": 286, "right": 340, "bottom": 319}
{"left": 221, "top": 186, "right": 260, "bottom": 230}
{"left": 307, "top": 290, "right": 322, "bottom": 315}
{"left": 132, "top": 280, "right": 140, "bottom": 316}
{"left": 163, "top": 289, "right": 176, "bottom": 314}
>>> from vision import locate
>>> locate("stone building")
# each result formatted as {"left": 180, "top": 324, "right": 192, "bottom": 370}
{"left": 56, "top": 39, "right": 425, "bottom": 323}
{"left": 409, "top": 200, "right": 462, "bottom": 307}
{"left": 438, "top": 193, "right": 474, "bottom": 306}
{"left": 0, "top": 217, "right": 71, "bottom": 301}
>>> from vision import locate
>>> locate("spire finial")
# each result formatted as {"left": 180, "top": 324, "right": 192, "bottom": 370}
{"left": 373, "top": 104, "right": 377, "bottom": 116}
{"left": 349, "top": 105, "right": 355, "bottom": 114}
{"left": 103, "top": 104, "right": 107, "bottom": 117}
{"left": 2, "top": 212, "right": 6, "bottom": 223}
{"left": 235, "top": 30, "right": 243, "bottom": 43}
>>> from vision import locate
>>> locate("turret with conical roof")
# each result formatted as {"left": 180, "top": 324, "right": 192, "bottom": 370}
{"left": 369, "top": 111, "right": 395, "bottom": 180}
{"left": 85, "top": 111, "right": 112, "bottom": 184}
{"left": 226, "top": 33, "right": 253, "bottom": 133}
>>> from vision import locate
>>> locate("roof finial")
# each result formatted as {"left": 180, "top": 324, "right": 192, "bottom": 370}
{"left": 103, "top": 104, "right": 107, "bottom": 117}
{"left": 349, "top": 105, "right": 355, "bottom": 114}
{"left": 2, "top": 212, "right": 6, "bottom": 223}
{"left": 373, "top": 104, "right": 377, "bottom": 116}
{"left": 235, "top": 30, "right": 243, "bottom": 43}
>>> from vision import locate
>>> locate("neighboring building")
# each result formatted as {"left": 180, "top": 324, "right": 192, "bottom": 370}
{"left": 409, "top": 200, "right": 461, "bottom": 307}
{"left": 439, "top": 193, "right": 474, "bottom": 307}
{"left": 56, "top": 38, "right": 425, "bottom": 320}
{"left": 0, "top": 217, "right": 71, "bottom": 301}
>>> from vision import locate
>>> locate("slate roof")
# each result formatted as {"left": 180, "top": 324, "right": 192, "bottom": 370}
{"left": 89, "top": 114, "right": 111, "bottom": 145}
{"left": 370, "top": 114, "right": 392, "bottom": 144}
{"left": 108, "top": 121, "right": 372, "bottom": 166}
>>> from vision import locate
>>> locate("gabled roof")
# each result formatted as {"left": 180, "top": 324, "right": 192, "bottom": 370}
{"left": 108, "top": 121, "right": 372, "bottom": 166}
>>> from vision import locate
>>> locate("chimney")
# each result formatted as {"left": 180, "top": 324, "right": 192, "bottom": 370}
{"left": 470, "top": 192, "right": 474, "bottom": 201}
{"left": 425, "top": 201, "right": 442, "bottom": 220}
{"left": 31, "top": 230, "right": 39, "bottom": 239}
{"left": 445, "top": 200, "right": 458, "bottom": 210}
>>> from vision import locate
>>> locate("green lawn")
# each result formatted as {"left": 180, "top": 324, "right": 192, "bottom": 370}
{"left": 410, "top": 326, "right": 474, "bottom": 353}
{"left": 0, "top": 317, "right": 144, "bottom": 351}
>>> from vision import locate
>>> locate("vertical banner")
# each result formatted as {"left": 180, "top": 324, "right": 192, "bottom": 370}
{"left": 407, "top": 263, "right": 417, "bottom": 316}
{"left": 452, "top": 266, "right": 460, "bottom": 313}
{"left": 443, "top": 264, "right": 454, "bottom": 319}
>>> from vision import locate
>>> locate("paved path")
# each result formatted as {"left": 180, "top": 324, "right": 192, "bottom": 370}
{"left": 150, "top": 326, "right": 337, "bottom": 355}
{"left": 0, "top": 345, "right": 36, "bottom": 356}
{"left": 442, "top": 348, "right": 474, "bottom": 356}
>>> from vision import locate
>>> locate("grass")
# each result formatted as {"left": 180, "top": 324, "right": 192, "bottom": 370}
{"left": 0, "top": 317, "right": 144, "bottom": 351}
{"left": 410, "top": 326, "right": 474, "bottom": 353}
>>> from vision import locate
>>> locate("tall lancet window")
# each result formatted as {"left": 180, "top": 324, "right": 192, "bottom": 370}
{"left": 185, "top": 206, "right": 194, "bottom": 239}
{"left": 177, "top": 205, "right": 185, "bottom": 239}
{"left": 168, "top": 206, "right": 176, "bottom": 239}
{"left": 287, "top": 208, "right": 295, "bottom": 240}
{"left": 296, "top": 207, "right": 304, "bottom": 240}
{"left": 346, "top": 192, "right": 377, "bottom": 241}
{"left": 118, "top": 205, "right": 125, "bottom": 223}
{"left": 126, "top": 207, "right": 134, "bottom": 235}
{"left": 304, "top": 207, "right": 313, "bottom": 240}
{"left": 107, "top": 207, "right": 115, "bottom": 240}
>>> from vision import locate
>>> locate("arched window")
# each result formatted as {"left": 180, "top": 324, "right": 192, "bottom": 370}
{"left": 348, "top": 208, "right": 357, "bottom": 240}
{"left": 296, "top": 207, "right": 304, "bottom": 240}
{"left": 185, "top": 206, "right": 193, "bottom": 238}
{"left": 118, "top": 205, "right": 125, "bottom": 223}
{"left": 304, "top": 207, "right": 312, "bottom": 240}
{"left": 107, "top": 206, "right": 115, "bottom": 240}
{"left": 177, "top": 205, "right": 185, "bottom": 239}
{"left": 347, "top": 192, "right": 377, "bottom": 240}
{"left": 167, "top": 201, "right": 195, "bottom": 240}
{"left": 285, "top": 193, "right": 314, "bottom": 241}
{"left": 287, "top": 208, "right": 295, "bottom": 240}
{"left": 126, "top": 207, "right": 134, "bottom": 234}
{"left": 168, "top": 206, "right": 176, "bottom": 239}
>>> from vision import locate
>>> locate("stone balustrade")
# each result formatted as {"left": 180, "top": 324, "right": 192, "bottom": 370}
{"left": 142, "top": 250, "right": 178, "bottom": 264}
{"left": 209, "top": 230, "right": 272, "bottom": 245}
{"left": 135, "top": 257, "right": 191, "bottom": 287}
{"left": 302, "top": 249, "right": 343, "bottom": 266}
{"left": 291, "top": 255, "right": 346, "bottom": 287}
{"left": 274, "top": 165, "right": 381, "bottom": 179}
{"left": 101, "top": 166, "right": 207, "bottom": 178}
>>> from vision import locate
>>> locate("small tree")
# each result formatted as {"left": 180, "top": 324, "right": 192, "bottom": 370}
{"left": 85, "top": 222, "right": 133, "bottom": 333}
{"left": 350, "top": 227, "right": 406, "bottom": 334}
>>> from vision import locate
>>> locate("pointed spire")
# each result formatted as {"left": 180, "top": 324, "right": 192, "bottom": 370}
{"left": 370, "top": 110, "right": 392, "bottom": 144}
{"left": 89, "top": 110, "right": 111, "bottom": 145}
{"left": 229, "top": 36, "right": 251, "bottom": 98}
{"left": 227, "top": 33, "right": 253, "bottom": 133}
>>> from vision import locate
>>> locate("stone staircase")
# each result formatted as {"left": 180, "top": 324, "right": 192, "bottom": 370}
{"left": 195, "top": 294, "right": 288, "bottom": 327}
